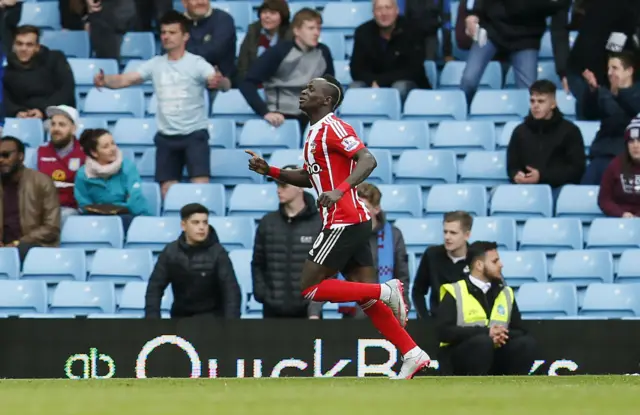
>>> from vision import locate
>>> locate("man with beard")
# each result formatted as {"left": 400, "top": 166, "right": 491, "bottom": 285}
{"left": 37, "top": 106, "right": 86, "bottom": 225}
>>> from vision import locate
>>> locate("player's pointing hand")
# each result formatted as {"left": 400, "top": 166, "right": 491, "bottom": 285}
{"left": 317, "top": 189, "right": 344, "bottom": 208}
{"left": 245, "top": 150, "right": 270, "bottom": 175}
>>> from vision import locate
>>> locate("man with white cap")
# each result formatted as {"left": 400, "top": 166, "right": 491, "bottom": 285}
{"left": 37, "top": 105, "right": 86, "bottom": 225}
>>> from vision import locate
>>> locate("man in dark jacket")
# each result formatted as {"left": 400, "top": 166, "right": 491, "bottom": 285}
{"left": 3, "top": 25, "right": 75, "bottom": 119}
{"left": 507, "top": 80, "right": 585, "bottom": 199}
{"left": 349, "top": 0, "right": 431, "bottom": 102}
{"left": 405, "top": 0, "right": 453, "bottom": 61}
{"left": 252, "top": 165, "right": 322, "bottom": 318}
{"left": 437, "top": 241, "right": 535, "bottom": 376}
{"left": 145, "top": 203, "right": 242, "bottom": 319}
{"left": 411, "top": 211, "right": 471, "bottom": 319}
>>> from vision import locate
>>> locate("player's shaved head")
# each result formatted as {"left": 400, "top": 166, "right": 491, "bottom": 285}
{"left": 313, "top": 75, "right": 343, "bottom": 110}
{"left": 300, "top": 74, "right": 344, "bottom": 121}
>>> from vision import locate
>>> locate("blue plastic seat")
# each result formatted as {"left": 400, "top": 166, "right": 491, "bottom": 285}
{"left": 469, "top": 217, "right": 517, "bottom": 251}
{"left": 2, "top": 118, "right": 44, "bottom": 148}
{"left": 334, "top": 59, "right": 352, "bottom": 85}
{"left": 555, "top": 185, "right": 602, "bottom": 222}
{"left": 41, "top": 30, "right": 90, "bottom": 58}
{"left": 19, "top": 2, "right": 61, "bottom": 30}
{"left": 120, "top": 32, "right": 156, "bottom": 62}
{"left": 0, "top": 248, "right": 20, "bottom": 280}
{"left": 0, "top": 281, "right": 47, "bottom": 315}
{"left": 238, "top": 119, "right": 300, "bottom": 154}
{"left": 69, "top": 58, "right": 119, "bottom": 94}
{"left": 394, "top": 218, "right": 443, "bottom": 255}
{"left": 213, "top": 2, "right": 252, "bottom": 30}
{"left": 424, "top": 61, "right": 438, "bottom": 87}
{"left": 319, "top": 33, "right": 346, "bottom": 60}
{"left": 289, "top": 2, "right": 319, "bottom": 17}
{"left": 340, "top": 88, "right": 401, "bottom": 122}
{"left": 432, "top": 121, "right": 495, "bottom": 154}
{"left": 24, "top": 148, "right": 37, "bottom": 169}
{"left": 208, "top": 119, "right": 237, "bottom": 149}
{"left": 211, "top": 89, "right": 259, "bottom": 121}
{"left": 402, "top": 90, "right": 467, "bottom": 122}
{"left": 490, "top": 184, "right": 553, "bottom": 221}
{"left": 367, "top": 149, "right": 393, "bottom": 184}
{"left": 519, "top": 218, "right": 583, "bottom": 254}
{"left": 367, "top": 121, "right": 429, "bottom": 155}
{"left": 574, "top": 121, "right": 600, "bottom": 150}
{"left": 617, "top": 249, "right": 640, "bottom": 283}
{"left": 586, "top": 218, "right": 640, "bottom": 255}
{"left": 439, "top": 61, "right": 502, "bottom": 90}
{"left": 538, "top": 31, "right": 553, "bottom": 60}
{"left": 141, "top": 182, "right": 161, "bottom": 216}
{"left": 555, "top": 90, "right": 576, "bottom": 120}
{"left": 322, "top": 3, "right": 372, "bottom": 33}
{"left": 550, "top": 249, "right": 613, "bottom": 287}
{"left": 112, "top": 118, "right": 157, "bottom": 154}
{"left": 208, "top": 217, "right": 256, "bottom": 250}
{"left": 76, "top": 117, "right": 109, "bottom": 137}
{"left": 60, "top": 216, "right": 124, "bottom": 250}
{"left": 394, "top": 150, "right": 457, "bottom": 185}
{"left": 89, "top": 249, "right": 153, "bottom": 283}
{"left": 22, "top": 248, "right": 87, "bottom": 282}
{"left": 50, "top": 281, "right": 116, "bottom": 315}
{"left": 118, "top": 281, "right": 173, "bottom": 316}
{"left": 376, "top": 184, "right": 423, "bottom": 219}
{"left": 211, "top": 149, "right": 265, "bottom": 185}
{"left": 505, "top": 61, "right": 561, "bottom": 88}
{"left": 122, "top": 59, "right": 154, "bottom": 93}
{"left": 516, "top": 283, "right": 578, "bottom": 319}
{"left": 228, "top": 249, "right": 254, "bottom": 315}
{"left": 268, "top": 149, "right": 306, "bottom": 168}
{"left": 459, "top": 151, "right": 509, "bottom": 186}
{"left": 136, "top": 148, "right": 156, "bottom": 182}
{"left": 580, "top": 283, "right": 640, "bottom": 318}
{"left": 125, "top": 217, "right": 182, "bottom": 253}
{"left": 425, "top": 184, "right": 487, "bottom": 217}
{"left": 228, "top": 184, "right": 279, "bottom": 220}
{"left": 469, "top": 90, "right": 529, "bottom": 122}
{"left": 163, "top": 183, "right": 226, "bottom": 217}
{"left": 497, "top": 121, "right": 520, "bottom": 149}
{"left": 83, "top": 88, "right": 145, "bottom": 121}
{"left": 499, "top": 251, "right": 547, "bottom": 287}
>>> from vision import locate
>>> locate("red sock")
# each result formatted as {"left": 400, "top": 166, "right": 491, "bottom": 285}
{"left": 360, "top": 300, "right": 417, "bottom": 355}
{"left": 302, "top": 279, "right": 381, "bottom": 303}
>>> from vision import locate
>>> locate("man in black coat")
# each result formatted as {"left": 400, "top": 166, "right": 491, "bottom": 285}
{"left": 145, "top": 203, "right": 242, "bottom": 319}
{"left": 3, "top": 25, "right": 75, "bottom": 119}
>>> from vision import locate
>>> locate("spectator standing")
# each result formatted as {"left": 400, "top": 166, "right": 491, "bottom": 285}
{"left": 135, "top": 0, "right": 173, "bottom": 31}
{"left": 411, "top": 211, "right": 471, "bottom": 319}
{"left": 78, "top": 0, "right": 137, "bottom": 61}
{"left": 598, "top": 117, "right": 640, "bottom": 218}
{"left": 506, "top": 80, "right": 586, "bottom": 200}
{"left": 237, "top": 0, "right": 291, "bottom": 83}
{"left": 3, "top": 26, "right": 75, "bottom": 119}
{"left": 405, "top": 0, "right": 452, "bottom": 61}
{"left": 581, "top": 51, "right": 640, "bottom": 185}
{"left": 349, "top": 0, "right": 431, "bottom": 102}
{"left": 74, "top": 129, "right": 150, "bottom": 232}
{"left": 94, "top": 11, "right": 228, "bottom": 198}
{"left": 252, "top": 165, "right": 321, "bottom": 318}
{"left": 145, "top": 203, "right": 242, "bottom": 319}
{"left": 0, "top": 0, "right": 22, "bottom": 54}
{"left": 0, "top": 136, "right": 60, "bottom": 261}
{"left": 37, "top": 105, "right": 86, "bottom": 225}
{"left": 240, "top": 8, "right": 334, "bottom": 130}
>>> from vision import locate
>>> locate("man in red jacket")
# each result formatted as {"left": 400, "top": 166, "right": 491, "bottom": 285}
{"left": 37, "top": 105, "right": 85, "bottom": 225}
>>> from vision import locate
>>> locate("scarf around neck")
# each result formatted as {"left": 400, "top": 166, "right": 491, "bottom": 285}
{"left": 84, "top": 149, "right": 123, "bottom": 179}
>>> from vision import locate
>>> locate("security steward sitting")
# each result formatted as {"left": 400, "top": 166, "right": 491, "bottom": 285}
{"left": 436, "top": 241, "right": 536, "bottom": 376}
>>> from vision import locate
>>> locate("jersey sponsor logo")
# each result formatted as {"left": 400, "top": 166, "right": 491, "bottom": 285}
{"left": 40, "top": 157, "right": 57, "bottom": 162}
{"left": 300, "top": 236, "right": 314, "bottom": 244}
{"left": 68, "top": 158, "right": 81, "bottom": 171}
{"left": 306, "top": 163, "right": 322, "bottom": 175}
{"left": 341, "top": 136, "right": 359, "bottom": 152}
{"left": 52, "top": 169, "right": 66, "bottom": 181}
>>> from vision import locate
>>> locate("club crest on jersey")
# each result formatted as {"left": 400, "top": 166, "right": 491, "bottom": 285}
{"left": 68, "top": 158, "right": 81, "bottom": 171}
{"left": 341, "top": 136, "right": 359, "bottom": 152}
{"left": 309, "top": 141, "right": 317, "bottom": 153}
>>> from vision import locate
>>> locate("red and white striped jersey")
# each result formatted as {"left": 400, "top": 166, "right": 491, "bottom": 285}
{"left": 303, "top": 113, "right": 371, "bottom": 229}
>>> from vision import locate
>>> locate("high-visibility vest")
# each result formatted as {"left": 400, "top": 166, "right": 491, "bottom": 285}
{"left": 439, "top": 279, "right": 514, "bottom": 347}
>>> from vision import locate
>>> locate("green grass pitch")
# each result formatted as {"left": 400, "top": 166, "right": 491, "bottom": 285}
{"left": 1, "top": 377, "right": 638, "bottom": 415}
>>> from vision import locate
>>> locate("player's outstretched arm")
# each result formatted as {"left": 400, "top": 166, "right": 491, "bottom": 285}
{"left": 343, "top": 148, "right": 378, "bottom": 188}
{"left": 245, "top": 150, "right": 313, "bottom": 188}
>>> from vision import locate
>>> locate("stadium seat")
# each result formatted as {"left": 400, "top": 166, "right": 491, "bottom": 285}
{"left": 0, "top": 281, "right": 48, "bottom": 315}
{"left": 208, "top": 119, "right": 237, "bottom": 149}
{"left": 423, "top": 61, "right": 438, "bottom": 87}
{"left": 268, "top": 149, "right": 306, "bottom": 168}
{"left": 228, "top": 249, "right": 254, "bottom": 315}
{"left": 49, "top": 281, "right": 116, "bottom": 315}
{"left": 377, "top": 184, "right": 423, "bottom": 219}
{"left": 0, "top": 248, "right": 20, "bottom": 280}
{"left": 2, "top": 118, "right": 44, "bottom": 148}
{"left": 238, "top": 119, "right": 300, "bottom": 154}
{"left": 89, "top": 249, "right": 154, "bottom": 283}
{"left": 118, "top": 281, "right": 173, "bottom": 316}
{"left": 125, "top": 217, "right": 182, "bottom": 253}
{"left": 490, "top": 185, "right": 553, "bottom": 221}
{"left": 505, "top": 62, "right": 562, "bottom": 88}
{"left": 439, "top": 61, "right": 502, "bottom": 90}
{"left": 211, "top": 89, "right": 259, "bottom": 121}
{"left": 586, "top": 218, "right": 640, "bottom": 255}
{"left": 163, "top": 183, "right": 226, "bottom": 217}
{"left": 68, "top": 58, "right": 119, "bottom": 94}
{"left": 19, "top": 2, "right": 61, "bottom": 30}
{"left": 538, "top": 31, "right": 553, "bottom": 60}
{"left": 550, "top": 250, "right": 613, "bottom": 287}
{"left": 141, "top": 182, "right": 161, "bottom": 216}
{"left": 519, "top": 218, "right": 583, "bottom": 254}
{"left": 459, "top": 151, "right": 509, "bottom": 186}
{"left": 394, "top": 150, "right": 457, "bottom": 185}
{"left": 77, "top": 117, "right": 109, "bottom": 137}
{"left": 469, "top": 90, "right": 529, "bottom": 122}
{"left": 432, "top": 121, "right": 495, "bottom": 154}
{"left": 517, "top": 283, "right": 578, "bottom": 319}
{"left": 367, "top": 121, "right": 429, "bottom": 155}
{"left": 555, "top": 90, "right": 576, "bottom": 120}
{"left": 211, "top": 149, "right": 265, "bottom": 185}
{"left": 367, "top": 149, "right": 393, "bottom": 184}
{"left": 136, "top": 148, "right": 156, "bottom": 182}
{"left": 334, "top": 59, "right": 352, "bottom": 85}
{"left": 555, "top": 185, "right": 602, "bottom": 222}
{"left": 22, "top": 248, "right": 87, "bottom": 282}
{"left": 580, "top": 283, "right": 640, "bottom": 318}
{"left": 86, "top": 313, "right": 138, "bottom": 319}
{"left": 208, "top": 217, "right": 256, "bottom": 250}
{"left": 500, "top": 251, "right": 547, "bottom": 287}
{"left": 469, "top": 217, "right": 517, "bottom": 251}
{"left": 497, "top": 121, "right": 519, "bottom": 149}
{"left": 616, "top": 249, "right": 640, "bottom": 283}
{"left": 574, "top": 121, "right": 600, "bottom": 150}
{"left": 394, "top": 218, "right": 443, "bottom": 255}
{"left": 213, "top": 2, "right": 252, "bottom": 30}
{"left": 425, "top": 184, "right": 487, "bottom": 217}
{"left": 83, "top": 88, "right": 145, "bottom": 121}
{"left": 19, "top": 313, "right": 76, "bottom": 319}
{"left": 340, "top": 88, "right": 401, "bottom": 122}
{"left": 322, "top": 3, "right": 372, "bottom": 32}
{"left": 319, "top": 33, "right": 346, "bottom": 60}
{"left": 345, "top": 38, "right": 354, "bottom": 59}
{"left": 122, "top": 60, "right": 154, "bottom": 93}
{"left": 41, "top": 30, "right": 90, "bottom": 58}
{"left": 120, "top": 32, "right": 156, "bottom": 62}
{"left": 228, "top": 184, "right": 279, "bottom": 220}
{"left": 402, "top": 90, "right": 467, "bottom": 122}
{"left": 24, "top": 148, "right": 37, "bottom": 169}
{"left": 60, "top": 216, "right": 124, "bottom": 250}
{"left": 112, "top": 118, "right": 157, "bottom": 154}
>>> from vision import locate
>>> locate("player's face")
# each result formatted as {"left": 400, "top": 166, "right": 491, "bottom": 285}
{"left": 160, "top": 23, "right": 188, "bottom": 51}
{"left": 181, "top": 213, "right": 210, "bottom": 244}
{"left": 529, "top": 92, "right": 556, "bottom": 120}
{"left": 443, "top": 220, "right": 469, "bottom": 253}
{"left": 49, "top": 115, "right": 76, "bottom": 149}
{"left": 293, "top": 19, "right": 321, "bottom": 49}
{"left": 300, "top": 80, "right": 327, "bottom": 112}
{"left": 628, "top": 138, "right": 640, "bottom": 162}
{"left": 480, "top": 250, "right": 503, "bottom": 281}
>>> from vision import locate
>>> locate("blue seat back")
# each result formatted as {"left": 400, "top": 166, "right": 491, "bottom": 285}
{"left": 499, "top": 251, "right": 547, "bottom": 287}
{"left": 50, "top": 281, "right": 116, "bottom": 315}
{"left": 368, "top": 121, "right": 429, "bottom": 155}
{"left": 69, "top": 58, "right": 119, "bottom": 93}
{"left": 519, "top": 218, "right": 583, "bottom": 254}
{"left": 208, "top": 217, "right": 256, "bottom": 250}
{"left": 394, "top": 218, "right": 443, "bottom": 255}
{"left": 60, "top": 216, "right": 124, "bottom": 250}
{"left": 432, "top": 121, "right": 495, "bottom": 154}
{"left": 112, "top": 118, "right": 157, "bottom": 153}
{"left": 0, "top": 281, "right": 47, "bottom": 314}
{"left": 0, "top": 248, "right": 20, "bottom": 280}
{"left": 19, "top": 2, "right": 61, "bottom": 30}
{"left": 2, "top": 118, "right": 44, "bottom": 148}
{"left": 426, "top": 184, "right": 488, "bottom": 217}
{"left": 212, "top": 89, "right": 260, "bottom": 121}
{"left": 440, "top": 61, "right": 502, "bottom": 90}
{"left": 517, "top": 283, "right": 578, "bottom": 319}
{"left": 555, "top": 185, "right": 602, "bottom": 222}
{"left": 469, "top": 217, "right": 517, "bottom": 251}
{"left": 402, "top": 90, "right": 467, "bottom": 122}
{"left": 459, "top": 151, "right": 509, "bottom": 186}
{"left": 580, "top": 283, "right": 640, "bottom": 318}
{"left": 213, "top": 2, "right": 252, "bottom": 30}
{"left": 228, "top": 184, "right": 279, "bottom": 220}
{"left": 322, "top": 3, "right": 372, "bottom": 32}
{"left": 238, "top": 119, "right": 301, "bottom": 154}
{"left": 211, "top": 149, "right": 265, "bottom": 185}
{"left": 550, "top": 249, "right": 613, "bottom": 287}
{"left": 41, "top": 30, "right": 90, "bottom": 58}
{"left": 83, "top": 88, "right": 145, "bottom": 120}
{"left": 394, "top": 150, "right": 457, "bottom": 185}
{"left": 22, "top": 248, "right": 87, "bottom": 282}
{"left": 469, "top": 90, "right": 529, "bottom": 122}
{"left": 319, "top": 33, "right": 346, "bottom": 60}
{"left": 120, "top": 32, "right": 156, "bottom": 62}
{"left": 340, "top": 88, "right": 401, "bottom": 122}
{"left": 163, "top": 183, "right": 226, "bottom": 217}
{"left": 208, "top": 119, "right": 237, "bottom": 149}
{"left": 377, "top": 184, "right": 423, "bottom": 219}
{"left": 367, "top": 149, "right": 393, "bottom": 184}
{"left": 617, "top": 249, "right": 640, "bottom": 283}
{"left": 490, "top": 184, "right": 553, "bottom": 221}
{"left": 89, "top": 248, "right": 154, "bottom": 283}
{"left": 125, "top": 217, "right": 182, "bottom": 252}
{"left": 586, "top": 218, "right": 640, "bottom": 255}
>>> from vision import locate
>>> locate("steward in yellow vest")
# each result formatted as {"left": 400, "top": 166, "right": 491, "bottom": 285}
{"left": 436, "top": 241, "right": 536, "bottom": 376}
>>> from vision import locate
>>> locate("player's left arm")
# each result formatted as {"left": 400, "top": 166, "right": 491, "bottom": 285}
{"left": 342, "top": 147, "right": 378, "bottom": 189}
